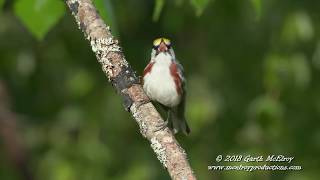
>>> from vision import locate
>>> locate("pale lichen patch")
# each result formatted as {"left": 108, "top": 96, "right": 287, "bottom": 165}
{"left": 139, "top": 120, "right": 147, "bottom": 137}
{"left": 151, "top": 137, "right": 168, "bottom": 168}
{"left": 119, "top": 57, "right": 129, "bottom": 67}
{"left": 131, "top": 103, "right": 148, "bottom": 137}
{"left": 89, "top": 37, "right": 123, "bottom": 78}
{"left": 69, "top": 0, "right": 78, "bottom": 4}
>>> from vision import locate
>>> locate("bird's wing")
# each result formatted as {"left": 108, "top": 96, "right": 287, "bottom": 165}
{"left": 170, "top": 62, "right": 185, "bottom": 95}
{"left": 176, "top": 61, "right": 186, "bottom": 85}
{"left": 174, "top": 61, "right": 190, "bottom": 134}
{"left": 143, "top": 61, "right": 155, "bottom": 77}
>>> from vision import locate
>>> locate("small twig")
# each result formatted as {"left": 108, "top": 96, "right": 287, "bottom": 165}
{"left": 65, "top": 0, "right": 196, "bottom": 179}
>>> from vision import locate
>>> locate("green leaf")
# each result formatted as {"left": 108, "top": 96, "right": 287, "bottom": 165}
{"left": 190, "top": 0, "right": 210, "bottom": 16}
{"left": 250, "top": 0, "right": 261, "bottom": 20}
{"left": 14, "top": 0, "right": 65, "bottom": 40}
{"left": 93, "top": 0, "right": 118, "bottom": 36}
{"left": 153, "top": 0, "right": 165, "bottom": 21}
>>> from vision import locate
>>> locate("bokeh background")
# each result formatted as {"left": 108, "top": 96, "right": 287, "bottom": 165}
{"left": 1, "top": 0, "right": 320, "bottom": 179}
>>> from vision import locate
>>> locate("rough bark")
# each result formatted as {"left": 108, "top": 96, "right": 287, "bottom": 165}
{"left": 65, "top": 0, "right": 196, "bottom": 179}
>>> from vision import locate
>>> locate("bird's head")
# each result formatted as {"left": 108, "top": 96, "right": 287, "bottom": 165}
{"left": 151, "top": 37, "right": 175, "bottom": 59}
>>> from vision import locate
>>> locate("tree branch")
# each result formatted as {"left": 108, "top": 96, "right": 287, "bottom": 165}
{"left": 65, "top": 0, "right": 196, "bottom": 179}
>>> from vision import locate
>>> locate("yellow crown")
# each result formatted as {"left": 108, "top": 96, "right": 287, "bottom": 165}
{"left": 153, "top": 38, "right": 171, "bottom": 47}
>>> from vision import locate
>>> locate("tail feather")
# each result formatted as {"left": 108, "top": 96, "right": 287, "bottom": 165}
{"left": 170, "top": 109, "right": 190, "bottom": 135}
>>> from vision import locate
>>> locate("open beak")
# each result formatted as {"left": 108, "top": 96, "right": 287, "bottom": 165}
{"left": 158, "top": 42, "right": 168, "bottom": 52}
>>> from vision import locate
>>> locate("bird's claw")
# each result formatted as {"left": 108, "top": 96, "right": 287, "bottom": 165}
{"left": 154, "top": 120, "right": 169, "bottom": 132}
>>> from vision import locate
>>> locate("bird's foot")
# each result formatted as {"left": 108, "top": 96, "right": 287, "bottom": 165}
{"left": 154, "top": 120, "right": 169, "bottom": 132}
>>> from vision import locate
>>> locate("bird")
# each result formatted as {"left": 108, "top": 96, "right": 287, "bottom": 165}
{"left": 142, "top": 37, "right": 190, "bottom": 135}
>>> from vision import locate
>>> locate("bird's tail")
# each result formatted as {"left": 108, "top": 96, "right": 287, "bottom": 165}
{"left": 169, "top": 108, "right": 190, "bottom": 135}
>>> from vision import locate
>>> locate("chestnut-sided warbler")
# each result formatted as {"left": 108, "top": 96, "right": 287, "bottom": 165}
{"left": 143, "top": 38, "right": 190, "bottom": 135}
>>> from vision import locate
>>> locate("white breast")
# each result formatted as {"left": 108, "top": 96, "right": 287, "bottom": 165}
{"left": 143, "top": 53, "right": 180, "bottom": 107}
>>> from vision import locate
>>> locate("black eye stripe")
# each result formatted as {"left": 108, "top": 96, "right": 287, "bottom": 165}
{"left": 153, "top": 43, "right": 172, "bottom": 50}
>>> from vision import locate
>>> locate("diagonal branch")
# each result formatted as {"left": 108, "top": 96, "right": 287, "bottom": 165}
{"left": 65, "top": 0, "right": 196, "bottom": 179}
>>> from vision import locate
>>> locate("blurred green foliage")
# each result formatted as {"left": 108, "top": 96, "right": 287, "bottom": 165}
{"left": 14, "top": 0, "right": 65, "bottom": 40}
{"left": 190, "top": 0, "right": 210, "bottom": 16}
{"left": 153, "top": 0, "right": 165, "bottom": 21}
{"left": 0, "top": 0, "right": 320, "bottom": 180}
{"left": 0, "top": 0, "right": 4, "bottom": 9}
{"left": 250, "top": 0, "right": 261, "bottom": 19}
